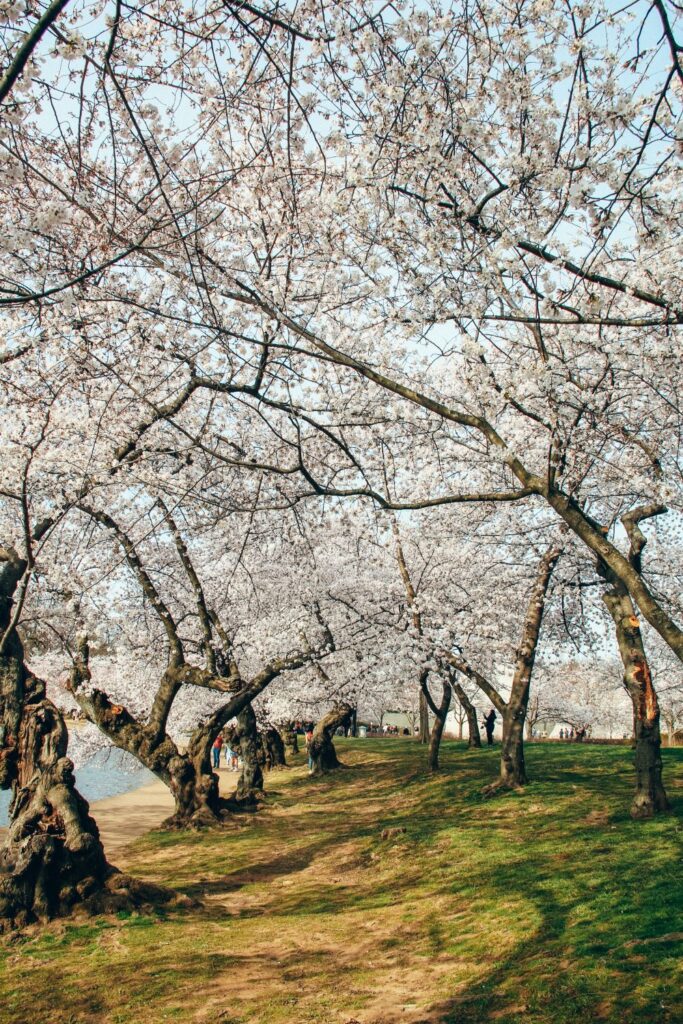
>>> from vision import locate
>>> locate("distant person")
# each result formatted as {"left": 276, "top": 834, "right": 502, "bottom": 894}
{"left": 212, "top": 733, "right": 223, "bottom": 768}
{"left": 559, "top": 728, "right": 564, "bottom": 740}
{"left": 230, "top": 745, "right": 239, "bottom": 771}
{"left": 483, "top": 709, "right": 496, "bottom": 746}
{"left": 305, "top": 727, "right": 314, "bottom": 772}
{"left": 569, "top": 728, "right": 574, "bottom": 741}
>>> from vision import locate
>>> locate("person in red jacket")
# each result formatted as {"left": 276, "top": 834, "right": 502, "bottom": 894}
{"left": 212, "top": 733, "right": 224, "bottom": 769}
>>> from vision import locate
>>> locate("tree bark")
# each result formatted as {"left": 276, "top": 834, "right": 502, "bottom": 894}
{"left": 261, "top": 727, "right": 287, "bottom": 769}
{"left": 309, "top": 704, "right": 352, "bottom": 775}
{"left": 0, "top": 689, "right": 109, "bottom": 928}
{"left": 453, "top": 682, "right": 481, "bottom": 748}
{"left": 500, "top": 712, "right": 527, "bottom": 789}
{"left": 425, "top": 679, "right": 452, "bottom": 773}
{"left": 230, "top": 704, "right": 264, "bottom": 805}
{"left": 598, "top": 506, "right": 670, "bottom": 818}
{"left": 0, "top": 549, "right": 111, "bottom": 928}
{"left": 498, "top": 547, "right": 560, "bottom": 789}
{"left": 419, "top": 685, "right": 430, "bottom": 744}
{"left": 603, "top": 586, "right": 669, "bottom": 818}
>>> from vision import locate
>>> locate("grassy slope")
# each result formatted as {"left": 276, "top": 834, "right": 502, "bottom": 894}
{"left": 1, "top": 740, "right": 681, "bottom": 1024}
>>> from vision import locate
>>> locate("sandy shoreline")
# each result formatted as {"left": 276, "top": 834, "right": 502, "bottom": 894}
{"left": 87, "top": 779, "right": 175, "bottom": 858}
{"left": 0, "top": 768, "right": 238, "bottom": 859}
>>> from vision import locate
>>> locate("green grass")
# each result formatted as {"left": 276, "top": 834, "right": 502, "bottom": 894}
{"left": 1, "top": 740, "right": 681, "bottom": 1024}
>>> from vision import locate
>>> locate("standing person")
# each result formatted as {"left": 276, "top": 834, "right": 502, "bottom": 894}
{"left": 230, "top": 743, "right": 239, "bottom": 771}
{"left": 305, "top": 726, "right": 314, "bottom": 772}
{"left": 482, "top": 709, "right": 497, "bottom": 746}
{"left": 212, "top": 733, "right": 223, "bottom": 769}
{"left": 559, "top": 727, "right": 564, "bottom": 740}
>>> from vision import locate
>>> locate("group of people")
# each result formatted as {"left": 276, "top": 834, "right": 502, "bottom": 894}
{"left": 558, "top": 726, "right": 588, "bottom": 742}
{"left": 211, "top": 734, "right": 240, "bottom": 771}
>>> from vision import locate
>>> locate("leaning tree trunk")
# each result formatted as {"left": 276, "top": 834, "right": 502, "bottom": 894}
{"left": 426, "top": 680, "right": 452, "bottom": 773}
{"left": 69, "top": 648, "right": 223, "bottom": 830}
{"left": 309, "top": 704, "right": 352, "bottom": 776}
{"left": 497, "top": 546, "right": 561, "bottom": 791}
{"left": 603, "top": 585, "right": 669, "bottom": 819}
{"left": 454, "top": 683, "right": 482, "bottom": 749}
{"left": 261, "top": 727, "right": 286, "bottom": 770}
{"left": 231, "top": 704, "right": 264, "bottom": 806}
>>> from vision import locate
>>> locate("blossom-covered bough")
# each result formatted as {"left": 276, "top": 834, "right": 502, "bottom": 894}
{"left": 67, "top": 496, "right": 335, "bottom": 826}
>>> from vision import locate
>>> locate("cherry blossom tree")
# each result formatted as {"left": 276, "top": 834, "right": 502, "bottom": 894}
{"left": 61, "top": 492, "right": 336, "bottom": 825}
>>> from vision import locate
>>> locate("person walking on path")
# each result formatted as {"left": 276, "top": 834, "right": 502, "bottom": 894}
{"left": 212, "top": 733, "right": 223, "bottom": 769}
{"left": 482, "top": 709, "right": 496, "bottom": 746}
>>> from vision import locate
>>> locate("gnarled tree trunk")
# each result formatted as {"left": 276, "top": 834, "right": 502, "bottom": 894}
{"left": 261, "top": 727, "right": 286, "bottom": 770}
{"left": 70, "top": 655, "right": 224, "bottom": 830}
{"left": 0, "top": 686, "right": 109, "bottom": 928}
{"left": 0, "top": 689, "right": 174, "bottom": 929}
{"left": 599, "top": 506, "right": 670, "bottom": 819}
{"left": 0, "top": 549, "right": 110, "bottom": 928}
{"left": 309, "top": 704, "right": 352, "bottom": 775}
{"left": 230, "top": 703, "right": 264, "bottom": 806}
